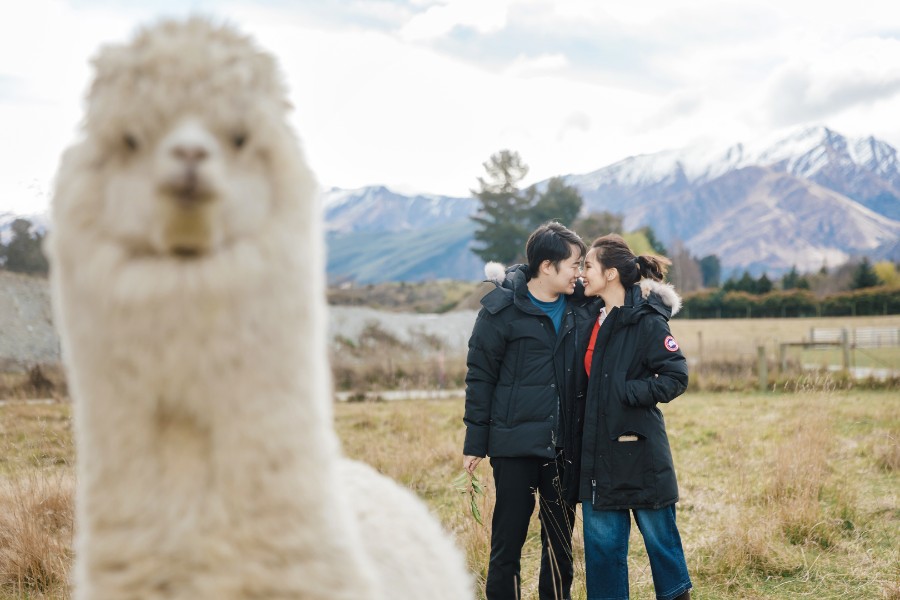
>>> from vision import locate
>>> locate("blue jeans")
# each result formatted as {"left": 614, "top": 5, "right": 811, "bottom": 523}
{"left": 582, "top": 503, "right": 691, "bottom": 600}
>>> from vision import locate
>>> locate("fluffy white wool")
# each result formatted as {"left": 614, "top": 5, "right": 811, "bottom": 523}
{"left": 484, "top": 261, "right": 506, "bottom": 283}
{"left": 639, "top": 278, "right": 683, "bottom": 316}
{"left": 47, "top": 17, "right": 470, "bottom": 600}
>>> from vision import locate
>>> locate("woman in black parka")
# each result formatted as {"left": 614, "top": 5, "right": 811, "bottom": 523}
{"left": 578, "top": 234, "right": 692, "bottom": 600}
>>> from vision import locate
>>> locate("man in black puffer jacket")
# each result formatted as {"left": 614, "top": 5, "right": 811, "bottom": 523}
{"left": 462, "top": 222, "right": 596, "bottom": 600}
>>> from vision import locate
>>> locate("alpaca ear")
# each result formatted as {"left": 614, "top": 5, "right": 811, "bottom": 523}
{"left": 484, "top": 262, "right": 505, "bottom": 283}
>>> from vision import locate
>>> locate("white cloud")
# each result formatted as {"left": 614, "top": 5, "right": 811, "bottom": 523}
{"left": 505, "top": 53, "right": 569, "bottom": 77}
{"left": 2, "top": 0, "right": 900, "bottom": 214}
{"left": 0, "top": 1, "right": 139, "bottom": 213}
{"left": 400, "top": 0, "right": 513, "bottom": 42}
{"left": 763, "top": 37, "right": 900, "bottom": 126}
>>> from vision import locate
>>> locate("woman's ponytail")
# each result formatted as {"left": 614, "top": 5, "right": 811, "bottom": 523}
{"left": 591, "top": 234, "right": 672, "bottom": 286}
{"left": 636, "top": 254, "right": 671, "bottom": 282}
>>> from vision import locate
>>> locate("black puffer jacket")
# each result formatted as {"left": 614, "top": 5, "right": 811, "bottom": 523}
{"left": 463, "top": 264, "right": 597, "bottom": 500}
{"left": 578, "top": 280, "right": 688, "bottom": 510}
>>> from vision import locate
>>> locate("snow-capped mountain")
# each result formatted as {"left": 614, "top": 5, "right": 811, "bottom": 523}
{"left": 571, "top": 126, "right": 900, "bottom": 189}
{"left": 3, "top": 126, "right": 897, "bottom": 282}
{"left": 568, "top": 125, "right": 900, "bottom": 221}
{"left": 684, "top": 167, "right": 898, "bottom": 272}
{"left": 559, "top": 125, "right": 899, "bottom": 274}
{"left": 322, "top": 185, "right": 476, "bottom": 234}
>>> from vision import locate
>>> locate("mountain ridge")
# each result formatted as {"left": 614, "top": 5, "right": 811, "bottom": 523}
{"left": 3, "top": 125, "right": 898, "bottom": 282}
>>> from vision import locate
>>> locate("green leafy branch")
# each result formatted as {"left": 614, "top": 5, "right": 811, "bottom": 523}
{"left": 452, "top": 470, "right": 486, "bottom": 525}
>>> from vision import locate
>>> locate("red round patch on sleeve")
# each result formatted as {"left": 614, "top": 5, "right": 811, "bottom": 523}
{"left": 664, "top": 335, "right": 679, "bottom": 352}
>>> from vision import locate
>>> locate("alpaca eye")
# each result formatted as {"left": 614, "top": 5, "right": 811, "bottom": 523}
{"left": 123, "top": 133, "right": 139, "bottom": 151}
{"left": 232, "top": 133, "right": 247, "bottom": 149}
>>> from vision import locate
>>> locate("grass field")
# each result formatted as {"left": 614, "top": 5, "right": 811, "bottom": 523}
{"left": 1, "top": 389, "right": 897, "bottom": 599}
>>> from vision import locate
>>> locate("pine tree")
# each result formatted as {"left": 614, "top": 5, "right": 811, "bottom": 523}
{"left": 699, "top": 255, "right": 721, "bottom": 288}
{"left": 781, "top": 265, "right": 811, "bottom": 290}
{"left": 2, "top": 218, "right": 49, "bottom": 275}
{"left": 782, "top": 265, "right": 800, "bottom": 290}
{"left": 734, "top": 271, "right": 756, "bottom": 293}
{"left": 470, "top": 150, "right": 532, "bottom": 264}
{"left": 640, "top": 226, "right": 667, "bottom": 256}
{"left": 851, "top": 257, "right": 880, "bottom": 289}
{"left": 531, "top": 177, "right": 582, "bottom": 227}
{"left": 572, "top": 211, "right": 624, "bottom": 244}
{"left": 470, "top": 152, "right": 584, "bottom": 265}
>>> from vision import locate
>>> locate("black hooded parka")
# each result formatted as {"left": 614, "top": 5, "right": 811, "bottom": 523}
{"left": 463, "top": 264, "right": 598, "bottom": 502}
{"left": 578, "top": 280, "right": 689, "bottom": 510}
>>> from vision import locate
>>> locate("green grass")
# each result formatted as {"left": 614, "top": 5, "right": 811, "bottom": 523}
{"left": 1, "top": 391, "right": 898, "bottom": 599}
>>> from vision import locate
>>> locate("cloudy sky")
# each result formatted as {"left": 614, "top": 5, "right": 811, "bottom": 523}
{"left": 2, "top": 0, "right": 900, "bottom": 214}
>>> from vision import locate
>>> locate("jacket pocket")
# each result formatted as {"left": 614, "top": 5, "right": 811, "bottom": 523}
{"left": 608, "top": 430, "right": 652, "bottom": 492}
{"left": 506, "top": 343, "right": 526, "bottom": 424}
{"left": 492, "top": 385, "right": 513, "bottom": 427}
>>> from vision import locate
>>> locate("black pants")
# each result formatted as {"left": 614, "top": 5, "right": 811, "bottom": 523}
{"left": 485, "top": 453, "right": 576, "bottom": 600}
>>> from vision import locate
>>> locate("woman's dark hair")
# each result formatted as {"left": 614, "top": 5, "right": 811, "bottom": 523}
{"left": 591, "top": 233, "right": 671, "bottom": 287}
{"left": 525, "top": 221, "right": 587, "bottom": 278}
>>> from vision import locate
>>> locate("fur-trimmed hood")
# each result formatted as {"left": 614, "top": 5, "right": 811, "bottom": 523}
{"left": 484, "top": 261, "right": 506, "bottom": 284}
{"left": 479, "top": 262, "right": 538, "bottom": 315}
{"left": 638, "top": 278, "right": 683, "bottom": 317}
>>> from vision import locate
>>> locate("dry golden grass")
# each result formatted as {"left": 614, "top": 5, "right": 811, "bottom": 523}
{"left": 0, "top": 472, "right": 73, "bottom": 597}
{"left": 669, "top": 315, "right": 900, "bottom": 358}
{"left": 334, "top": 391, "right": 900, "bottom": 600}
{"left": 0, "top": 367, "right": 67, "bottom": 402}
{"left": 327, "top": 315, "right": 900, "bottom": 394}
{"left": 0, "top": 402, "right": 73, "bottom": 599}
{"left": 1, "top": 390, "right": 897, "bottom": 599}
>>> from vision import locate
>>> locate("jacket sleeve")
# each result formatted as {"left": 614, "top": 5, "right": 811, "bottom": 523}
{"left": 623, "top": 315, "right": 688, "bottom": 408}
{"left": 463, "top": 308, "right": 506, "bottom": 457}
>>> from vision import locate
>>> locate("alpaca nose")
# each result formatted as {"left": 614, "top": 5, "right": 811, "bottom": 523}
{"left": 164, "top": 150, "right": 207, "bottom": 202}
{"left": 169, "top": 145, "right": 208, "bottom": 200}
{"left": 159, "top": 120, "right": 217, "bottom": 204}
{"left": 171, "top": 144, "right": 209, "bottom": 166}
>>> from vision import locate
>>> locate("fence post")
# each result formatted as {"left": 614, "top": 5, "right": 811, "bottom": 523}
{"left": 697, "top": 331, "right": 704, "bottom": 370}
{"left": 758, "top": 345, "right": 768, "bottom": 392}
{"left": 779, "top": 343, "right": 787, "bottom": 373}
{"left": 841, "top": 329, "right": 850, "bottom": 373}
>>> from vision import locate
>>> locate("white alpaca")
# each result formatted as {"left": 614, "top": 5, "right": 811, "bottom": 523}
{"left": 46, "top": 18, "right": 471, "bottom": 600}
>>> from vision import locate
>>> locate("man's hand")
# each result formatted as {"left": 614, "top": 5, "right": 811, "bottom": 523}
{"left": 463, "top": 455, "right": 483, "bottom": 474}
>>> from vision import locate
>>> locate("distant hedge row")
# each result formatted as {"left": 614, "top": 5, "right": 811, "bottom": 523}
{"left": 679, "top": 286, "right": 900, "bottom": 319}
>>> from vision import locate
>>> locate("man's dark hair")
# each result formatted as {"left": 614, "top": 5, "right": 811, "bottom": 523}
{"left": 525, "top": 222, "right": 586, "bottom": 278}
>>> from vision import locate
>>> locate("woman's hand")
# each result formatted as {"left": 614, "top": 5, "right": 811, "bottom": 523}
{"left": 463, "top": 455, "right": 483, "bottom": 474}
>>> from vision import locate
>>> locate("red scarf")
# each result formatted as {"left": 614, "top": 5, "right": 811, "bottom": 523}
{"left": 584, "top": 307, "right": 606, "bottom": 377}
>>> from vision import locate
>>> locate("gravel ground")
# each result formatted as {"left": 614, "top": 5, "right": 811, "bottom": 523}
{"left": 329, "top": 305, "right": 476, "bottom": 352}
{"left": 0, "top": 272, "right": 477, "bottom": 371}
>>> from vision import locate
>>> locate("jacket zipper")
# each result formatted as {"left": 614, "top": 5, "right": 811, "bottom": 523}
{"left": 591, "top": 479, "right": 596, "bottom": 504}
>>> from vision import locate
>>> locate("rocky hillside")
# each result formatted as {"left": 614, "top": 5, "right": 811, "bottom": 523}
{"left": 0, "top": 272, "right": 59, "bottom": 370}
{"left": 0, "top": 272, "right": 481, "bottom": 371}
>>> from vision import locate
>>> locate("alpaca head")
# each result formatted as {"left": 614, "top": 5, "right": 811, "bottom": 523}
{"left": 53, "top": 17, "right": 314, "bottom": 260}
